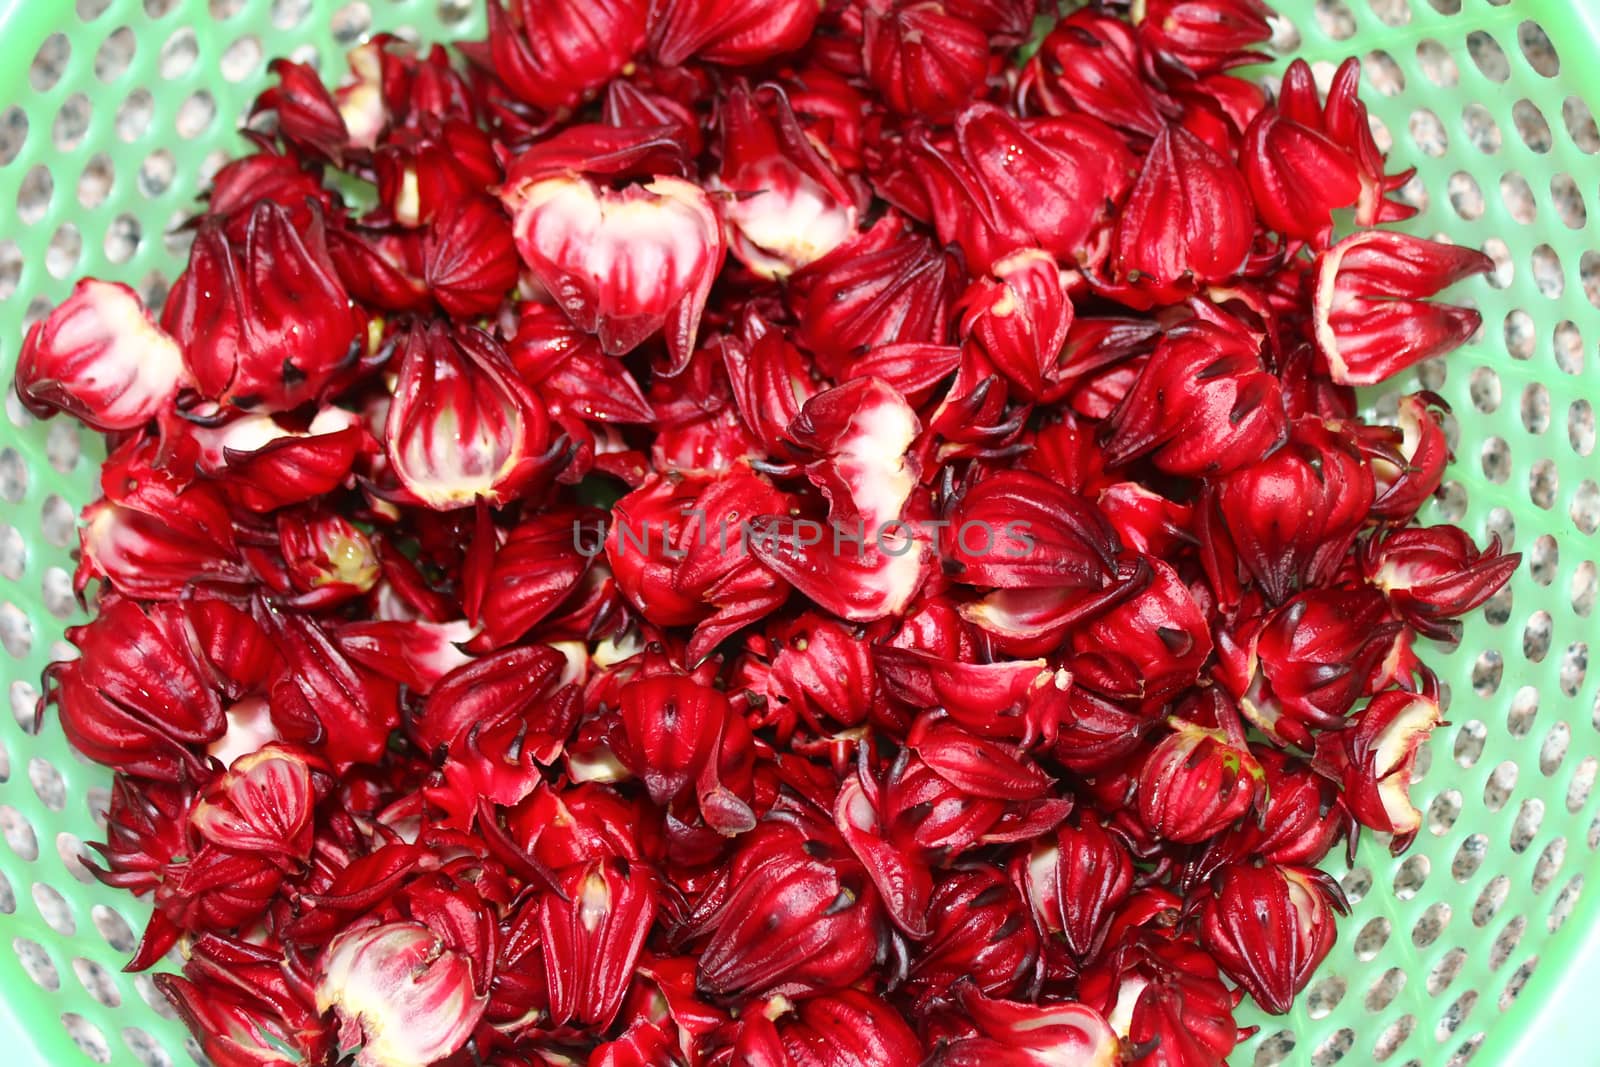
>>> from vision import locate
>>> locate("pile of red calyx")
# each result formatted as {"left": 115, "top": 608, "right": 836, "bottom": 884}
{"left": 13, "top": 0, "right": 1520, "bottom": 1064}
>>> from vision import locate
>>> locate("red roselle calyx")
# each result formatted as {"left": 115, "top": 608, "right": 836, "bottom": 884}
{"left": 23, "top": 0, "right": 1519, "bottom": 1060}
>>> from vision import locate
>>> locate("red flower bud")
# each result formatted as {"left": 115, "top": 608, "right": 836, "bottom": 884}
{"left": 192, "top": 407, "right": 370, "bottom": 514}
{"left": 790, "top": 216, "right": 959, "bottom": 380}
{"left": 1135, "top": 0, "right": 1274, "bottom": 75}
{"left": 540, "top": 858, "right": 657, "bottom": 1029}
{"left": 503, "top": 172, "right": 725, "bottom": 372}
{"left": 1363, "top": 525, "right": 1520, "bottom": 642}
{"left": 413, "top": 643, "right": 570, "bottom": 755}
{"left": 1241, "top": 587, "right": 1402, "bottom": 745}
{"left": 316, "top": 920, "right": 488, "bottom": 1067}
{"left": 1075, "top": 558, "right": 1212, "bottom": 704}
{"left": 758, "top": 613, "right": 876, "bottom": 730}
{"left": 1197, "top": 864, "right": 1347, "bottom": 1015}
{"left": 1138, "top": 718, "right": 1263, "bottom": 844}
{"left": 375, "top": 119, "right": 501, "bottom": 228}
{"left": 1208, "top": 748, "right": 1348, "bottom": 874}
{"left": 1102, "top": 319, "right": 1287, "bottom": 477}
{"left": 163, "top": 202, "right": 362, "bottom": 412}
{"left": 45, "top": 597, "right": 225, "bottom": 781}
{"left": 907, "top": 866, "right": 1039, "bottom": 1005}
{"left": 1079, "top": 935, "right": 1245, "bottom": 1065}
{"left": 1021, "top": 12, "right": 1172, "bottom": 138}
{"left": 483, "top": 0, "right": 648, "bottom": 112}
{"left": 1112, "top": 124, "right": 1254, "bottom": 292}
{"left": 719, "top": 315, "right": 820, "bottom": 457}
{"left": 1216, "top": 417, "right": 1374, "bottom": 603}
{"left": 862, "top": 2, "right": 990, "bottom": 121}
{"left": 268, "top": 512, "right": 373, "bottom": 607}
{"left": 736, "top": 990, "right": 924, "bottom": 1067}
{"left": 15, "top": 279, "right": 188, "bottom": 431}
{"left": 190, "top": 743, "right": 322, "bottom": 861}
{"left": 384, "top": 322, "right": 561, "bottom": 510}
{"left": 945, "top": 469, "right": 1120, "bottom": 590}
{"left": 470, "top": 510, "right": 598, "bottom": 649}
{"left": 209, "top": 147, "right": 335, "bottom": 239}
{"left": 77, "top": 439, "right": 248, "bottom": 601}
{"left": 254, "top": 599, "right": 400, "bottom": 770}
{"left": 906, "top": 105, "right": 1132, "bottom": 271}
{"left": 937, "top": 986, "right": 1121, "bottom": 1066}
{"left": 715, "top": 83, "right": 858, "bottom": 279}
{"left": 1313, "top": 230, "right": 1493, "bottom": 386}
{"left": 618, "top": 672, "right": 754, "bottom": 833}
{"left": 696, "top": 823, "right": 883, "bottom": 998}
{"left": 1322, "top": 690, "right": 1441, "bottom": 846}
{"left": 1242, "top": 107, "right": 1362, "bottom": 248}
{"left": 650, "top": 0, "right": 820, "bottom": 67}
{"left": 1096, "top": 483, "right": 1193, "bottom": 559}
{"left": 1021, "top": 817, "right": 1134, "bottom": 963}
{"left": 1359, "top": 392, "right": 1451, "bottom": 523}
{"left": 422, "top": 197, "right": 519, "bottom": 318}
{"left": 254, "top": 59, "right": 350, "bottom": 162}
{"left": 960, "top": 249, "right": 1075, "bottom": 401}
{"left": 511, "top": 303, "right": 655, "bottom": 425}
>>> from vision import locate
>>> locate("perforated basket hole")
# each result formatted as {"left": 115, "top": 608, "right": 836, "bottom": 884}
{"left": 89, "top": 904, "right": 134, "bottom": 955}
{"left": 1472, "top": 875, "right": 1510, "bottom": 927}
{"left": 1365, "top": 966, "right": 1406, "bottom": 1012}
{"left": 13, "top": 934, "right": 60, "bottom": 994}
{"left": 0, "top": 804, "right": 38, "bottom": 861}
{"left": 1549, "top": 874, "right": 1582, "bottom": 932}
{"left": 1532, "top": 836, "right": 1566, "bottom": 893}
{"left": 1569, "top": 400, "right": 1595, "bottom": 456}
{"left": 122, "top": 1026, "right": 172, "bottom": 1067}
{"left": 71, "top": 956, "right": 121, "bottom": 1008}
{"left": 1453, "top": 832, "right": 1488, "bottom": 882}
{"left": 1254, "top": 1030, "right": 1297, "bottom": 1067}
{"left": 1311, "top": 1027, "right": 1355, "bottom": 1067}
{"left": 1571, "top": 479, "right": 1600, "bottom": 534}
{"left": 1541, "top": 721, "right": 1572, "bottom": 777}
{"left": 1412, "top": 902, "right": 1452, "bottom": 948}
{"left": 1340, "top": 864, "right": 1374, "bottom": 906}
{"left": 1306, "top": 975, "right": 1348, "bottom": 1019}
{"left": 61, "top": 1012, "right": 110, "bottom": 1064}
{"left": 1467, "top": 31, "right": 1510, "bottom": 83}
{"left": 1568, "top": 754, "right": 1597, "bottom": 811}
{"left": 1509, "top": 798, "right": 1544, "bottom": 853}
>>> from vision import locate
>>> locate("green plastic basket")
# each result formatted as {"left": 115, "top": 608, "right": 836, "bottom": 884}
{"left": 0, "top": 0, "right": 1596, "bottom": 1063}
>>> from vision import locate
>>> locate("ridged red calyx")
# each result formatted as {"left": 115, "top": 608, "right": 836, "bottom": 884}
{"left": 714, "top": 83, "right": 859, "bottom": 280}
{"left": 1216, "top": 416, "right": 1375, "bottom": 604}
{"left": 693, "top": 821, "right": 884, "bottom": 999}
{"left": 1197, "top": 863, "right": 1348, "bottom": 1015}
{"left": 482, "top": 0, "right": 648, "bottom": 113}
{"left": 1317, "top": 689, "right": 1443, "bottom": 849}
{"left": 862, "top": 2, "right": 991, "bottom": 121}
{"left": 383, "top": 321, "right": 563, "bottom": 510}
{"left": 902, "top": 104, "right": 1134, "bottom": 272}
{"left": 1363, "top": 524, "right": 1520, "bottom": 641}
{"left": 1313, "top": 229, "right": 1493, "bottom": 386}
{"left": 1021, "top": 11, "right": 1172, "bottom": 137}
{"left": 1111, "top": 123, "right": 1255, "bottom": 296}
{"left": 935, "top": 985, "right": 1121, "bottom": 1065}
{"left": 1137, "top": 713, "right": 1264, "bottom": 844}
{"left": 163, "top": 201, "right": 363, "bottom": 412}
{"left": 15, "top": 280, "right": 189, "bottom": 431}
{"left": 1020, "top": 816, "right": 1135, "bottom": 965}
{"left": 1135, "top": 0, "right": 1275, "bottom": 75}
{"left": 503, "top": 168, "right": 725, "bottom": 372}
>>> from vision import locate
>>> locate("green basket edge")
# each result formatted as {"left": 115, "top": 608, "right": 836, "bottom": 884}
{"left": 1443, "top": 7, "right": 1600, "bottom": 1063}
